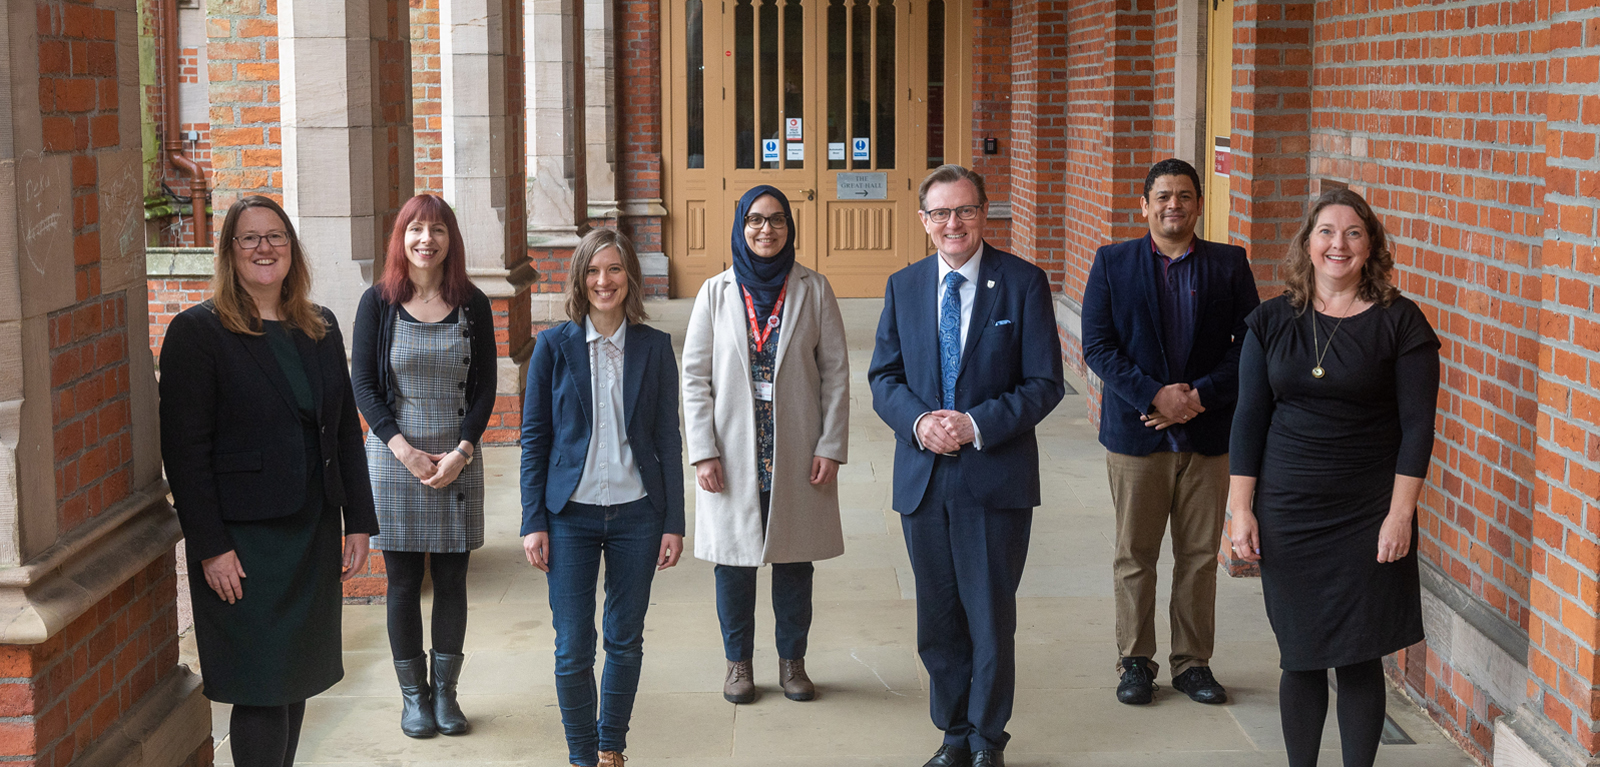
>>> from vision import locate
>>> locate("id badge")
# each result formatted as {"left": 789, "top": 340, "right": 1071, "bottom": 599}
{"left": 753, "top": 381, "right": 774, "bottom": 402}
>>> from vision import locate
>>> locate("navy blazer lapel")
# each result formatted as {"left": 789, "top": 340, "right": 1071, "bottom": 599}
{"left": 235, "top": 331, "right": 302, "bottom": 417}
{"left": 1138, "top": 234, "right": 1165, "bottom": 338}
{"left": 1187, "top": 238, "right": 1216, "bottom": 367}
{"left": 622, "top": 324, "right": 646, "bottom": 429}
{"left": 558, "top": 323, "right": 594, "bottom": 428}
{"left": 958, "top": 251, "right": 1002, "bottom": 376}
{"left": 909, "top": 255, "right": 941, "bottom": 390}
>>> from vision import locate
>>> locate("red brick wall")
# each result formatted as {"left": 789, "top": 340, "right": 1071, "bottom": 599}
{"left": 206, "top": 0, "right": 283, "bottom": 220}
{"left": 616, "top": 1, "right": 665, "bottom": 297}
{"left": 410, "top": 0, "right": 443, "bottom": 195}
{"left": 970, "top": 0, "right": 1012, "bottom": 249}
{"left": 147, "top": 278, "right": 211, "bottom": 358}
{"left": 49, "top": 295, "right": 132, "bottom": 535}
{"left": 0, "top": 555, "right": 190, "bottom": 766}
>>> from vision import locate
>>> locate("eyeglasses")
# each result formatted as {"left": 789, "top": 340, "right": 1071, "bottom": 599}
{"left": 234, "top": 232, "right": 290, "bottom": 250}
{"left": 922, "top": 205, "right": 984, "bottom": 224}
{"left": 743, "top": 213, "right": 790, "bottom": 230}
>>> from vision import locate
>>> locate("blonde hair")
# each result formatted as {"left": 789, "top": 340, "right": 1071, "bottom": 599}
{"left": 564, "top": 228, "right": 649, "bottom": 326}
{"left": 211, "top": 196, "right": 327, "bottom": 340}
{"left": 1282, "top": 188, "right": 1401, "bottom": 312}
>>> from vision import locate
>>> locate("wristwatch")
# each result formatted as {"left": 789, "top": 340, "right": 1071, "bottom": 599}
{"left": 453, "top": 446, "right": 474, "bottom": 465}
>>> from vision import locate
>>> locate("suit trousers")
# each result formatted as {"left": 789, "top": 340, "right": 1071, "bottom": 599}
{"left": 902, "top": 454, "right": 1032, "bottom": 753}
{"left": 1107, "top": 450, "right": 1229, "bottom": 676}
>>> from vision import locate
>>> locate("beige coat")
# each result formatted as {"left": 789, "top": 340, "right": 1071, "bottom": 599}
{"left": 683, "top": 264, "right": 850, "bottom": 566}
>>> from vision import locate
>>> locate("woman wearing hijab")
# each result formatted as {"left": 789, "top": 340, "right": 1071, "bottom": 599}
{"left": 683, "top": 185, "right": 851, "bottom": 704}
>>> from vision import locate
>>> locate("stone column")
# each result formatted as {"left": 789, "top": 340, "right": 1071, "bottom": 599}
{"left": 584, "top": 0, "right": 617, "bottom": 222}
{"left": 615, "top": 0, "right": 667, "bottom": 294}
{"left": 445, "top": 0, "right": 533, "bottom": 444}
{"left": 526, "top": 0, "right": 585, "bottom": 249}
{"left": 278, "top": 0, "right": 414, "bottom": 325}
{"left": 0, "top": 0, "right": 210, "bottom": 764}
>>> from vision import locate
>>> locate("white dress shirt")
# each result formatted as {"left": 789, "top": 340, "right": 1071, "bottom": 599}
{"left": 915, "top": 245, "right": 985, "bottom": 451}
{"left": 570, "top": 318, "right": 648, "bottom": 506}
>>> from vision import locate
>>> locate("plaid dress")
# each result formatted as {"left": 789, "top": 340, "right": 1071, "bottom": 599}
{"left": 366, "top": 310, "right": 485, "bottom": 552}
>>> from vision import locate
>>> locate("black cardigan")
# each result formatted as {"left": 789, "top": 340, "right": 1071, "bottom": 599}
{"left": 350, "top": 284, "right": 497, "bottom": 446}
{"left": 159, "top": 302, "right": 380, "bottom": 561}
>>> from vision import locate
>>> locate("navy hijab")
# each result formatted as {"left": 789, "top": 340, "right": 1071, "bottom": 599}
{"left": 730, "top": 185, "right": 796, "bottom": 319}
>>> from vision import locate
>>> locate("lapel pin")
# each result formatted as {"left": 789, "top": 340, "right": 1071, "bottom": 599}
{"left": 987, "top": 280, "right": 995, "bottom": 289}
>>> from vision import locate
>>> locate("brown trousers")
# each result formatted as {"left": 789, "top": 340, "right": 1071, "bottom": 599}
{"left": 1107, "top": 450, "right": 1229, "bottom": 676}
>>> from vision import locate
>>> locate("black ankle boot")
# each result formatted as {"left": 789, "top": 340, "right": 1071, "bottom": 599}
{"left": 430, "top": 649, "right": 469, "bottom": 735}
{"left": 394, "top": 654, "right": 437, "bottom": 738}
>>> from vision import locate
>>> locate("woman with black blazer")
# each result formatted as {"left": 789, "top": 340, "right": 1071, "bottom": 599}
{"left": 520, "top": 228, "right": 685, "bottom": 767}
{"left": 160, "top": 196, "right": 378, "bottom": 767}
{"left": 351, "top": 194, "right": 495, "bottom": 738}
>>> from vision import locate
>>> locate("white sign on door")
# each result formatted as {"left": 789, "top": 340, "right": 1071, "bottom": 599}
{"left": 852, "top": 137, "right": 870, "bottom": 161}
{"left": 785, "top": 118, "right": 803, "bottom": 140}
{"left": 786, "top": 142, "right": 804, "bottom": 161}
{"left": 762, "top": 139, "right": 780, "bottom": 162}
{"left": 828, "top": 143, "right": 846, "bottom": 160}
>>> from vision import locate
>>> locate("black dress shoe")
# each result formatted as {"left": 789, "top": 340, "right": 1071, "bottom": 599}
{"left": 971, "top": 749, "right": 1006, "bottom": 767}
{"left": 922, "top": 744, "right": 972, "bottom": 767}
{"left": 1172, "top": 666, "right": 1229, "bottom": 704}
{"left": 1116, "top": 656, "right": 1158, "bottom": 705}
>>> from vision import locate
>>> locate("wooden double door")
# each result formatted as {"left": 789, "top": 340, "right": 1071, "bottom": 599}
{"left": 664, "top": 0, "right": 972, "bottom": 298}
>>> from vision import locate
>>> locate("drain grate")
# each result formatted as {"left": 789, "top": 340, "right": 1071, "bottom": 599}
{"left": 1380, "top": 715, "right": 1415, "bottom": 745}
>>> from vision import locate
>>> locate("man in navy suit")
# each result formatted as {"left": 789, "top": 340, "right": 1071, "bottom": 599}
{"left": 1081, "top": 158, "right": 1259, "bottom": 707}
{"left": 870, "top": 165, "right": 1064, "bottom": 767}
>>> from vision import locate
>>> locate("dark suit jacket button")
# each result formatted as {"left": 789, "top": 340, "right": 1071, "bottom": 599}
{"left": 458, "top": 381, "right": 466, "bottom": 389}
{"left": 462, "top": 331, "right": 471, "bottom": 338}
{"left": 456, "top": 493, "right": 465, "bottom": 502}
{"left": 458, "top": 408, "right": 465, "bottom": 416}
{"left": 463, "top": 357, "right": 471, "bottom": 365}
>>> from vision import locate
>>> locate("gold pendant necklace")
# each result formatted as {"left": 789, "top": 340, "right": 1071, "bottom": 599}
{"left": 1311, "top": 296, "right": 1351, "bottom": 379}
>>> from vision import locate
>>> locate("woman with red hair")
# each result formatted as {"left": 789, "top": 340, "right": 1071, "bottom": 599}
{"left": 351, "top": 194, "right": 495, "bottom": 738}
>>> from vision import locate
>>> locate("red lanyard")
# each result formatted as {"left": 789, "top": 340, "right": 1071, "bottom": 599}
{"left": 741, "top": 280, "right": 789, "bottom": 354}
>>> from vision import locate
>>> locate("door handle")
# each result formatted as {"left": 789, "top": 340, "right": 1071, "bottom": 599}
{"left": 801, "top": 189, "right": 815, "bottom": 201}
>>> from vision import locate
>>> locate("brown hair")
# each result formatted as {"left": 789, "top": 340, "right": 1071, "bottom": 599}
{"left": 1282, "top": 188, "right": 1401, "bottom": 312}
{"left": 565, "top": 228, "right": 649, "bottom": 326}
{"left": 918, "top": 164, "right": 989, "bottom": 211}
{"left": 377, "top": 194, "right": 472, "bottom": 307}
{"left": 212, "top": 196, "right": 327, "bottom": 340}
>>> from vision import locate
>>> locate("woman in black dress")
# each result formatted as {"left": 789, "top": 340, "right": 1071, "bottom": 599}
{"left": 160, "top": 196, "right": 379, "bottom": 767}
{"left": 352, "top": 194, "right": 495, "bottom": 738}
{"left": 1228, "top": 188, "right": 1439, "bottom": 767}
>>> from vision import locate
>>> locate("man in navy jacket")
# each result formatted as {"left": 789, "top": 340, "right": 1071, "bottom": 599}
{"left": 1081, "top": 158, "right": 1259, "bottom": 707}
{"left": 870, "top": 165, "right": 1064, "bottom": 767}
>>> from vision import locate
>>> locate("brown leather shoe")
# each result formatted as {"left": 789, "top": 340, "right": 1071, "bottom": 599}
{"left": 778, "top": 657, "right": 815, "bottom": 701}
{"left": 724, "top": 659, "right": 756, "bottom": 704}
{"left": 598, "top": 751, "right": 626, "bottom": 767}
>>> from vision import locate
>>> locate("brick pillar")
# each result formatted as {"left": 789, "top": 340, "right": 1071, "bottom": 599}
{"left": 1495, "top": 4, "right": 1600, "bottom": 764}
{"left": 411, "top": 0, "right": 443, "bottom": 194}
{"left": 205, "top": 0, "right": 283, "bottom": 221}
{"left": 615, "top": 0, "right": 667, "bottom": 296}
{"left": 969, "top": 0, "right": 1012, "bottom": 251}
{"left": 0, "top": 1, "right": 212, "bottom": 765}
{"left": 439, "top": 0, "right": 531, "bottom": 448}
{"left": 1008, "top": 1, "right": 1073, "bottom": 289}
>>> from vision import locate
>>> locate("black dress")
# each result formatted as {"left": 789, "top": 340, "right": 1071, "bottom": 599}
{"left": 187, "top": 321, "right": 346, "bottom": 705}
{"left": 1230, "top": 294, "right": 1440, "bottom": 670}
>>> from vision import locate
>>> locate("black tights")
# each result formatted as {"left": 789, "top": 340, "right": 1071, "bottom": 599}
{"left": 1280, "top": 658, "right": 1387, "bottom": 767}
{"left": 384, "top": 551, "right": 471, "bottom": 660}
{"left": 230, "top": 701, "right": 306, "bottom": 767}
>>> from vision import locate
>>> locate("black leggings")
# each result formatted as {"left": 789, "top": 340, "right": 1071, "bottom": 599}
{"left": 1280, "top": 658, "right": 1387, "bottom": 767}
{"left": 230, "top": 701, "right": 306, "bottom": 767}
{"left": 384, "top": 551, "right": 471, "bottom": 660}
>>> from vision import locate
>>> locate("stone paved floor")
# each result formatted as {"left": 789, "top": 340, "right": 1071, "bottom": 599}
{"left": 187, "top": 298, "right": 1476, "bottom": 766}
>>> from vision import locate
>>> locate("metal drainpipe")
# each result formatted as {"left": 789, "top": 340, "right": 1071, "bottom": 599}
{"left": 163, "top": 0, "right": 209, "bottom": 247}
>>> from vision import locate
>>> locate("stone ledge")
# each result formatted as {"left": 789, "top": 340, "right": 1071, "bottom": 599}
{"left": 145, "top": 248, "right": 215, "bottom": 278}
{"left": 468, "top": 260, "right": 539, "bottom": 301}
{"left": 618, "top": 198, "right": 668, "bottom": 218}
{"left": 0, "top": 483, "right": 181, "bottom": 644}
{"left": 1420, "top": 559, "right": 1528, "bottom": 667}
{"left": 1495, "top": 705, "right": 1600, "bottom": 767}
{"left": 75, "top": 665, "right": 210, "bottom": 767}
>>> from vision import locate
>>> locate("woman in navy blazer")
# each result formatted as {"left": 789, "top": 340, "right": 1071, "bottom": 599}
{"left": 519, "top": 228, "right": 685, "bottom": 767}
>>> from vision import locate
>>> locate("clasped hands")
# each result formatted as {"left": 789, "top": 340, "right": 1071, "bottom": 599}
{"left": 390, "top": 435, "right": 468, "bottom": 489}
{"left": 1141, "top": 383, "right": 1203, "bottom": 430}
{"left": 916, "top": 410, "right": 976, "bottom": 454}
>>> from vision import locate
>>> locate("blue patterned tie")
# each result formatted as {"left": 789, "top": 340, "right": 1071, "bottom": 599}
{"left": 940, "top": 270, "right": 966, "bottom": 410}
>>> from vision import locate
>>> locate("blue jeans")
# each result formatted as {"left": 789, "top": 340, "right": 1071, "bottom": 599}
{"left": 546, "top": 498, "right": 663, "bottom": 766}
{"left": 713, "top": 491, "right": 816, "bottom": 661}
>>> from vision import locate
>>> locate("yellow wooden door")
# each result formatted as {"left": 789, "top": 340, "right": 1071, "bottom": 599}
{"left": 1203, "top": 0, "right": 1235, "bottom": 242}
{"left": 665, "top": 0, "right": 969, "bottom": 298}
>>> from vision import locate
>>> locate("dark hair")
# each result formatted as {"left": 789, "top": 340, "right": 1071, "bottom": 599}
{"left": 918, "top": 164, "right": 988, "bottom": 210}
{"left": 1282, "top": 188, "right": 1401, "bottom": 311}
{"left": 1143, "top": 158, "right": 1203, "bottom": 200}
{"left": 212, "top": 195, "right": 327, "bottom": 340}
{"left": 565, "top": 228, "right": 649, "bottom": 326}
{"left": 377, "top": 194, "right": 472, "bottom": 307}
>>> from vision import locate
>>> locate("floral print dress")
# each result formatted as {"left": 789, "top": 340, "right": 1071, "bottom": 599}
{"left": 749, "top": 321, "right": 779, "bottom": 493}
